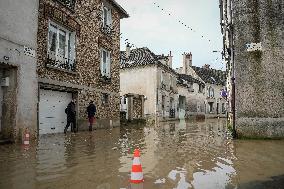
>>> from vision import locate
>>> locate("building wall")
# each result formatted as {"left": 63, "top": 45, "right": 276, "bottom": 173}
{"left": 0, "top": 0, "right": 39, "bottom": 141}
{"left": 133, "top": 97, "right": 142, "bottom": 119}
{"left": 156, "top": 67, "right": 179, "bottom": 120}
{"left": 177, "top": 83, "right": 205, "bottom": 118}
{"left": 232, "top": 0, "right": 284, "bottom": 138}
{"left": 37, "top": 0, "right": 123, "bottom": 128}
{"left": 120, "top": 66, "right": 157, "bottom": 116}
{"left": 205, "top": 83, "right": 226, "bottom": 117}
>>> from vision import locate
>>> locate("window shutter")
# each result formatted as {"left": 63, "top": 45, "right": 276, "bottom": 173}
{"left": 101, "top": 2, "right": 104, "bottom": 23}
{"left": 108, "top": 8, "right": 112, "bottom": 27}
{"left": 100, "top": 49, "right": 103, "bottom": 75}
{"left": 107, "top": 51, "right": 111, "bottom": 77}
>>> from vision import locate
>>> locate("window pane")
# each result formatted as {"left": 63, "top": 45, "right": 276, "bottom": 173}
{"left": 58, "top": 29, "right": 66, "bottom": 58}
{"left": 103, "top": 50, "right": 107, "bottom": 63}
{"left": 48, "top": 25, "right": 57, "bottom": 53}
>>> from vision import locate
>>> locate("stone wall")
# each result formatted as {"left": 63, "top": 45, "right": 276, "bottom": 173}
{"left": 232, "top": 0, "right": 284, "bottom": 138}
{"left": 133, "top": 97, "right": 142, "bottom": 119}
{"left": 37, "top": 0, "right": 123, "bottom": 124}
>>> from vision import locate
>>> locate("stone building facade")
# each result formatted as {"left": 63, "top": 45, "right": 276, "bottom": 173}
{"left": 0, "top": 0, "right": 39, "bottom": 142}
{"left": 37, "top": 0, "right": 128, "bottom": 133}
{"left": 177, "top": 74, "right": 206, "bottom": 119}
{"left": 220, "top": 0, "right": 284, "bottom": 138}
{"left": 192, "top": 65, "right": 227, "bottom": 118}
{"left": 176, "top": 53, "right": 227, "bottom": 119}
{"left": 120, "top": 47, "right": 179, "bottom": 121}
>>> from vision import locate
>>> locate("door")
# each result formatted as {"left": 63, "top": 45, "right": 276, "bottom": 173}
{"left": 217, "top": 103, "right": 219, "bottom": 114}
{"left": 39, "top": 89, "right": 72, "bottom": 134}
{"left": 178, "top": 96, "right": 186, "bottom": 119}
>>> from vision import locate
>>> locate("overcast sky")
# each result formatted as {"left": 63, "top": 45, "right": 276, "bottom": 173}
{"left": 116, "top": 0, "right": 224, "bottom": 70}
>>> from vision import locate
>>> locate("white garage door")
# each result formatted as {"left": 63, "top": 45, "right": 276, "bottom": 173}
{"left": 39, "top": 89, "right": 72, "bottom": 134}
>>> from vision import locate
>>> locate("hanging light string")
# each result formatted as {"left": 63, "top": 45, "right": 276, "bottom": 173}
{"left": 153, "top": 2, "right": 212, "bottom": 43}
{"left": 120, "top": 33, "right": 138, "bottom": 49}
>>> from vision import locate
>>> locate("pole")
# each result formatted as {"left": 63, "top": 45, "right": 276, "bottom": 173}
{"left": 231, "top": 77, "right": 236, "bottom": 138}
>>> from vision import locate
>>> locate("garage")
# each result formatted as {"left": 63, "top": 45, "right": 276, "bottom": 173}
{"left": 39, "top": 89, "right": 72, "bottom": 134}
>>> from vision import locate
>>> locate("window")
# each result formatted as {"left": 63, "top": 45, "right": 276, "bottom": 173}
{"left": 102, "top": 93, "right": 109, "bottom": 104}
{"left": 222, "top": 103, "right": 226, "bottom": 113}
{"left": 208, "top": 87, "right": 214, "bottom": 97}
{"left": 161, "top": 71, "right": 164, "bottom": 84}
{"left": 47, "top": 21, "right": 76, "bottom": 71}
{"left": 100, "top": 48, "right": 111, "bottom": 77}
{"left": 102, "top": 4, "right": 112, "bottom": 28}
{"left": 198, "top": 84, "right": 204, "bottom": 93}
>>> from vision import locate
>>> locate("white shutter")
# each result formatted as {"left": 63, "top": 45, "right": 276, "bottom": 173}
{"left": 100, "top": 49, "right": 104, "bottom": 75}
{"left": 107, "top": 51, "right": 111, "bottom": 77}
{"left": 101, "top": 2, "right": 104, "bottom": 25}
{"left": 107, "top": 8, "right": 112, "bottom": 27}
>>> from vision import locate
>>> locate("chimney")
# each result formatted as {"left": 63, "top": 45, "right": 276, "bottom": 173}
{"left": 202, "top": 64, "right": 210, "bottom": 69}
{"left": 168, "top": 51, "right": 173, "bottom": 68}
{"left": 126, "top": 43, "right": 131, "bottom": 59}
{"left": 182, "top": 52, "right": 192, "bottom": 74}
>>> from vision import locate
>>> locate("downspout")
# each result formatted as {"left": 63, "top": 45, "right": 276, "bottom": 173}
{"left": 229, "top": 0, "right": 237, "bottom": 138}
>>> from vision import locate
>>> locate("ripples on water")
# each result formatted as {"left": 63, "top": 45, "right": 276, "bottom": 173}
{"left": 0, "top": 119, "right": 284, "bottom": 189}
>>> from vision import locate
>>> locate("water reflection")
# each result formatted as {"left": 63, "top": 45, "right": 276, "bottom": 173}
{"left": 0, "top": 119, "right": 283, "bottom": 189}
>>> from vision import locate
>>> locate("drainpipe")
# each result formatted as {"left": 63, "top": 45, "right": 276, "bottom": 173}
{"left": 229, "top": 0, "right": 237, "bottom": 139}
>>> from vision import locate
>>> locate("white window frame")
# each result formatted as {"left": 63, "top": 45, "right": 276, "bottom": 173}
{"left": 47, "top": 20, "right": 76, "bottom": 65}
{"left": 100, "top": 48, "right": 111, "bottom": 77}
{"left": 102, "top": 3, "right": 112, "bottom": 28}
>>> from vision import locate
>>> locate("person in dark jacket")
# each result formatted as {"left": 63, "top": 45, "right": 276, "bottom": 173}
{"left": 86, "top": 101, "right": 96, "bottom": 131}
{"left": 64, "top": 99, "right": 76, "bottom": 134}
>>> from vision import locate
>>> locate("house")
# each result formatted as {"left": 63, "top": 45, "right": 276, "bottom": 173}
{"left": 191, "top": 64, "right": 227, "bottom": 118}
{"left": 176, "top": 52, "right": 206, "bottom": 119}
{"left": 120, "top": 47, "right": 179, "bottom": 121}
{"left": 0, "top": 0, "right": 39, "bottom": 142}
{"left": 37, "top": 0, "right": 128, "bottom": 134}
{"left": 177, "top": 74, "right": 206, "bottom": 119}
{"left": 176, "top": 52, "right": 226, "bottom": 119}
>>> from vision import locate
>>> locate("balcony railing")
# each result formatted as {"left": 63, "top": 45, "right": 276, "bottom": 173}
{"left": 46, "top": 53, "right": 76, "bottom": 72}
{"left": 169, "top": 108, "right": 175, "bottom": 118}
{"left": 56, "top": 0, "right": 76, "bottom": 10}
{"left": 101, "top": 25, "right": 113, "bottom": 37}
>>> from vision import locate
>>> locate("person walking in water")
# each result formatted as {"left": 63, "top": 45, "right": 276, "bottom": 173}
{"left": 64, "top": 99, "right": 76, "bottom": 134}
{"left": 86, "top": 101, "right": 96, "bottom": 131}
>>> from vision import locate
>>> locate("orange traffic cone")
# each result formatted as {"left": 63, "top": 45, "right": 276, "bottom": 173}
{"left": 130, "top": 149, "right": 144, "bottom": 184}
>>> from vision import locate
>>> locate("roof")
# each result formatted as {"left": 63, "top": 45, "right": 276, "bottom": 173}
{"left": 120, "top": 47, "right": 177, "bottom": 75}
{"left": 108, "top": 0, "right": 129, "bottom": 18}
{"left": 191, "top": 66, "right": 226, "bottom": 85}
{"left": 120, "top": 47, "right": 158, "bottom": 66}
{"left": 177, "top": 74, "right": 205, "bottom": 87}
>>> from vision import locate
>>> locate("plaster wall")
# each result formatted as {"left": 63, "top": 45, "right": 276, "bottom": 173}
{"left": 120, "top": 66, "right": 157, "bottom": 116}
{"left": 0, "top": 0, "right": 39, "bottom": 141}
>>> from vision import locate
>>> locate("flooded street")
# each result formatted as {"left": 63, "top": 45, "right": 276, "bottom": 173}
{"left": 0, "top": 119, "right": 284, "bottom": 189}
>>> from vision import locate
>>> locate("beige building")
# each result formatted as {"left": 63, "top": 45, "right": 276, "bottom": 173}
{"left": 176, "top": 53, "right": 227, "bottom": 119}
{"left": 120, "top": 47, "right": 179, "bottom": 121}
{"left": 191, "top": 64, "right": 227, "bottom": 118}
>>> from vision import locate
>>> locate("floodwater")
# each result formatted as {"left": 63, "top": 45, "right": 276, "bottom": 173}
{"left": 0, "top": 119, "right": 284, "bottom": 189}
